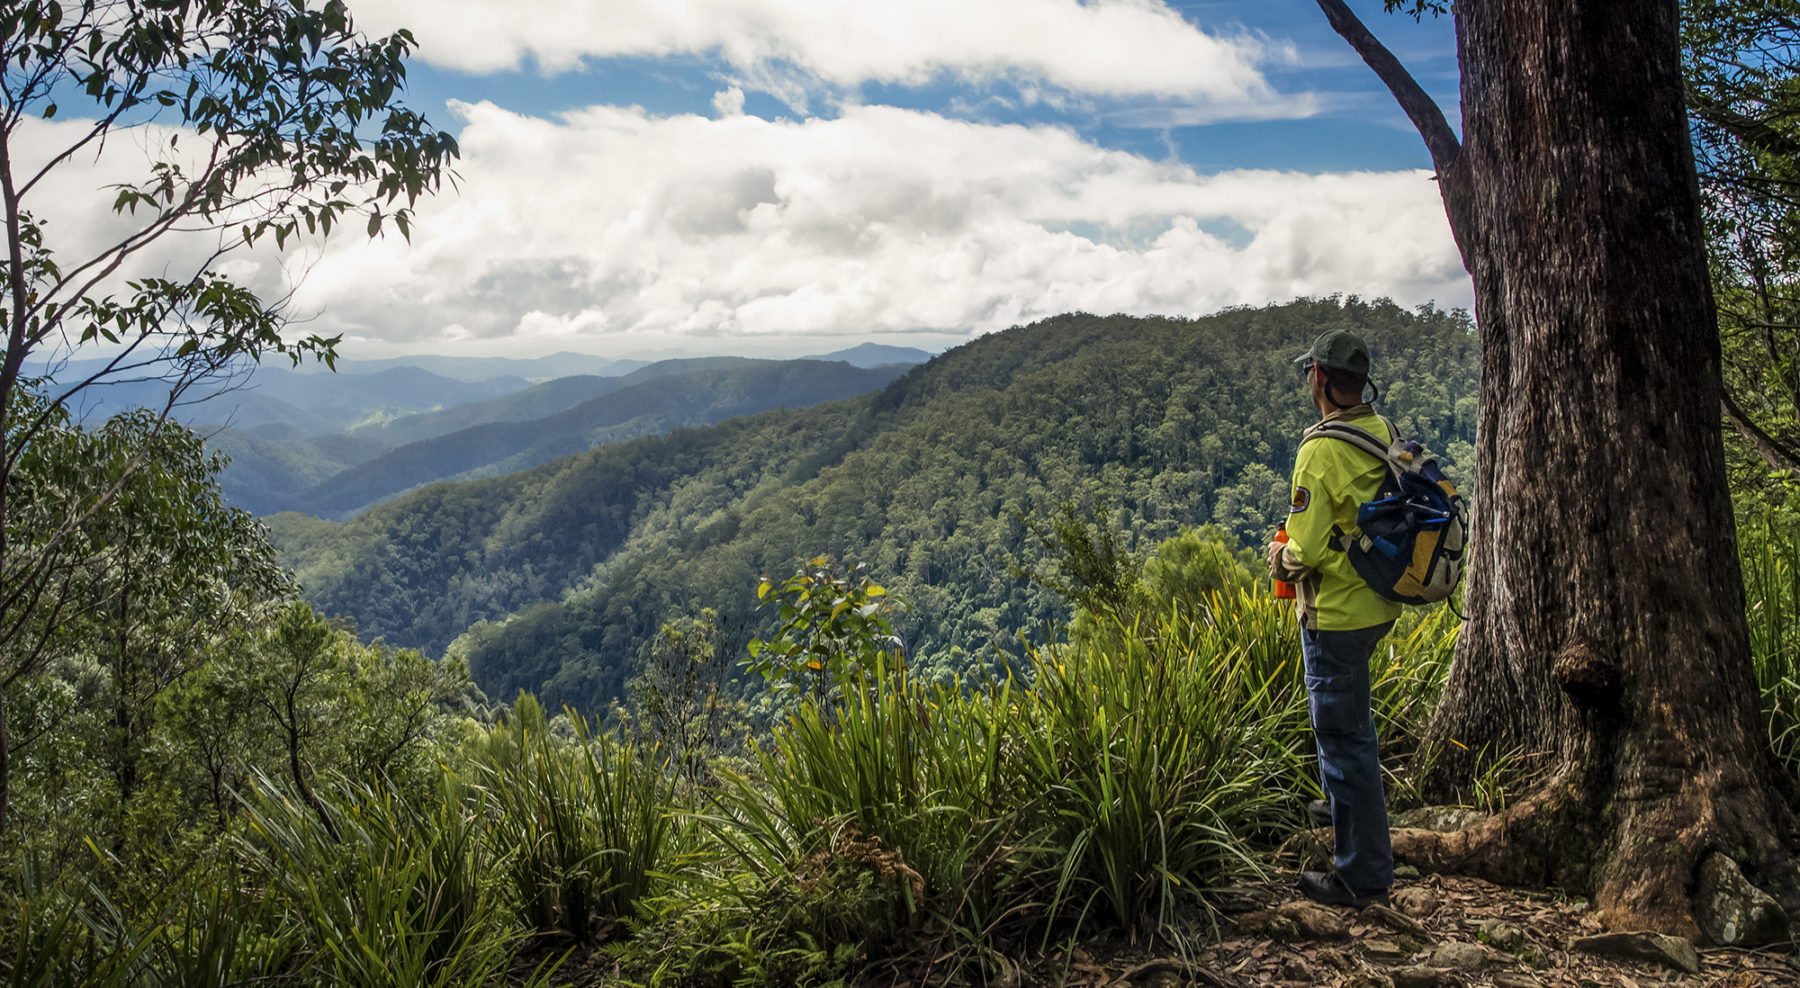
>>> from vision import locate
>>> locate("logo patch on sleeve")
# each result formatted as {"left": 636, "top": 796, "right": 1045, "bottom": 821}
{"left": 1290, "top": 486, "right": 1311, "bottom": 513}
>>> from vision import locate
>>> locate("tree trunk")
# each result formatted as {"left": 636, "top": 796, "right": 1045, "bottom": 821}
{"left": 0, "top": 688, "right": 10, "bottom": 836}
{"left": 1432, "top": 0, "right": 1798, "bottom": 937}
{"left": 284, "top": 685, "right": 339, "bottom": 843}
{"left": 114, "top": 579, "right": 136, "bottom": 805}
{"left": 1320, "top": 0, "right": 1800, "bottom": 939}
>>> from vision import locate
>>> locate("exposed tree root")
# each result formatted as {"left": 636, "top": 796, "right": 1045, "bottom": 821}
{"left": 1390, "top": 780, "right": 1578, "bottom": 890}
{"left": 1390, "top": 768, "right": 1800, "bottom": 943}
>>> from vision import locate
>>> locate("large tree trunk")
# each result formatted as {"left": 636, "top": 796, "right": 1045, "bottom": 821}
{"left": 1319, "top": 0, "right": 1799, "bottom": 939}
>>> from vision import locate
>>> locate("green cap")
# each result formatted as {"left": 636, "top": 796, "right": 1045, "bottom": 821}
{"left": 1294, "top": 329, "right": 1370, "bottom": 375}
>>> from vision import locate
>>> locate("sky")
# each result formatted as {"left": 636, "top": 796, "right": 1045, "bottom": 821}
{"left": 27, "top": 0, "right": 1469, "bottom": 361}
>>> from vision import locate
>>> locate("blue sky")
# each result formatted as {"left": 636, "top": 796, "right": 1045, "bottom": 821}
{"left": 391, "top": 2, "right": 1459, "bottom": 175}
{"left": 27, "top": 1, "right": 1471, "bottom": 360}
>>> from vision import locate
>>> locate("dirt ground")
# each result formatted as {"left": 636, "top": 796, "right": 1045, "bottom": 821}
{"left": 1006, "top": 870, "right": 1800, "bottom": 988}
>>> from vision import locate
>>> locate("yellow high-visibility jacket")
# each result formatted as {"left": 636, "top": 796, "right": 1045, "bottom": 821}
{"left": 1271, "top": 404, "right": 1404, "bottom": 631}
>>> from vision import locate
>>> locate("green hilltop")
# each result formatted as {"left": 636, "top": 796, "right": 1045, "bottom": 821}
{"left": 269, "top": 297, "right": 1479, "bottom": 714}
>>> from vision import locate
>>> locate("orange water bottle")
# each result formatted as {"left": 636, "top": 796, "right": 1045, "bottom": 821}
{"left": 1272, "top": 523, "right": 1296, "bottom": 599}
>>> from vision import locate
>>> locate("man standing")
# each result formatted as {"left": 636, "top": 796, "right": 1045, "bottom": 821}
{"left": 1267, "top": 328, "right": 1400, "bottom": 908}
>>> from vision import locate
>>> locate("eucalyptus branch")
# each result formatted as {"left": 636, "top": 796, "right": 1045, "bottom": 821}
{"left": 1, "top": 132, "right": 36, "bottom": 429}
{"left": 0, "top": 565, "right": 73, "bottom": 690}
{"left": 1723, "top": 386, "right": 1800, "bottom": 476}
{"left": 35, "top": 135, "right": 231, "bottom": 325}
{"left": 15, "top": 101, "right": 139, "bottom": 202}
{"left": 1314, "top": 0, "right": 1461, "bottom": 172}
{"left": 1311, "top": 0, "right": 1472, "bottom": 261}
{"left": 0, "top": 1, "right": 101, "bottom": 134}
{"left": 1688, "top": 83, "right": 1800, "bottom": 160}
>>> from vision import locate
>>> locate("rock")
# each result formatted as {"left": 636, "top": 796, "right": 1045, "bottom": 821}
{"left": 1570, "top": 932, "right": 1701, "bottom": 975}
{"left": 1365, "top": 902, "right": 1431, "bottom": 938}
{"left": 1280, "top": 956, "right": 1311, "bottom": 981}
{"left": 1393, "top": 805, "right": 1485, "bottom": 832}
{"left": 1480, "top": 919, "right": 1526, "bottom": 951}
{"left": 1391, "top": 886, "right": 1442, "bottom": 919}
{"left": 1491, "top": 975, "right": 1543, "bottom": 988}
{"left": 1389, "top": 965, "right": 1441, "bottom": 988}
{"left": 1394, "top": 864, "right": 1421, "bottom": 879}
{"left": 1233, "top": 901, "right": 1350, "bottom": 941}
{"left": 1695, "top": 852, "right": 1792, "bottom": 947}
{"left": 1428, "top": 940, "right": 1491, "bottom": 971}
{"left": 1362, "top": 939, "right": 1407, "bottom": 962}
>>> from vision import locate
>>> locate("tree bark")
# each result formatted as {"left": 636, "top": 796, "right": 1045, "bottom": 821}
{"left": 1320, "top": 0, "right": 1800, "bottom": 938}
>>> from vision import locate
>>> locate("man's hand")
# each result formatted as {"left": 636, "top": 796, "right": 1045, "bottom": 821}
{"left": 1266, "top": 538, "right": 1286, "bottom": 576}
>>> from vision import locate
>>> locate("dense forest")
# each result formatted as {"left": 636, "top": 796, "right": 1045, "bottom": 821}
{"left": 270, "top": 297, "right": 1480, "bottom": 714}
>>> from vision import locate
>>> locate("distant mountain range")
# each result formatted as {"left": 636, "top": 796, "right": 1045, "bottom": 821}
{"left": 263, "top": 342, "right": 929, "bottom": 381}
{"left": 53, "top": 364, "right": 534, "bottom": 437}
{"left": 39, "top": 343, "right": 931, "bottom": 429}
{"left": 295, "top": 352, "right": 645, "bottom": 382}
{"left": 34, "top": 342, "right": 936, "bottom": 521}
{"left": 250, "top": 358, "right": 911, "bottom": 519}
{"left": 807, "top": 343, "right": 935, "bottom": 367}
{"left": 267, "top": 300, "right": 1480, "bottom": 714}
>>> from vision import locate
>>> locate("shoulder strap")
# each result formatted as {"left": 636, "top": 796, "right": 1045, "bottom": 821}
{"left": 1301, "top": 420, "right": 1391, "bottom": 462}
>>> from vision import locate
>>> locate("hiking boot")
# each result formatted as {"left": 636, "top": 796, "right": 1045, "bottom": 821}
{"left": 1307, "top": 799, "right": 1331, "bottom": 828}
{"left": 1297, "top": 871, "right": 1387, "bottom": 909}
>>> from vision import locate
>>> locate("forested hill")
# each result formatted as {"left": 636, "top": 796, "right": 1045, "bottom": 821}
{"left": 268, "top": 298, "right": 1478, "bottom": 713}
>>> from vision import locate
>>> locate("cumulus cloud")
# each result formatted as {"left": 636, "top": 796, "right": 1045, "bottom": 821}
{"left": 712, "top": 86, "right": 746, "bottom": 118}
{"left": 290, "top": 100, "right": 1469, "bottom": 353}
{"left": 7, "top": 117, "right": 314, "bottom": 358}
{"left": 352, "top": 0, "right": 1278, "bottom": 107}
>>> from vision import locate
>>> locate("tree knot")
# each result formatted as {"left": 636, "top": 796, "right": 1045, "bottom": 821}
{"left": 1555, "top": 640, "right": 1620, "bottom": 710}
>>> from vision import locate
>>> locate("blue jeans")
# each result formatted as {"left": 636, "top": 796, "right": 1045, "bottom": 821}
{"left": 1302, "top": 621, "right": 1395, "bottom": 893}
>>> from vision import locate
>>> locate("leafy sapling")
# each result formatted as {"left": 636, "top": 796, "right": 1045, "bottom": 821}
{"left": 744, "top": 557, "right": 903, "bottom": 707}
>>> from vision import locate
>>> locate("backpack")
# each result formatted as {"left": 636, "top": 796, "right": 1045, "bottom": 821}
{"left": 1300, "top": 417, "right": 1468, "bottom": 605}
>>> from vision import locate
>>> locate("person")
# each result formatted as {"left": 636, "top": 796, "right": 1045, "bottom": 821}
{"left": 1266, "top": 327, "right": 1401, "bottom": 908}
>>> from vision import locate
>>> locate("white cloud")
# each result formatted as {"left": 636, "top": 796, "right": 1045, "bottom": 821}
{"left": 712, "top": 86, "right": 746, "bottom": 118}
{"left": 6, "top": 117, "right": 317, "bottom": 359}
{"left": 353, "top": 0, "right": 1277, "bottom": 106}
{"left": 293, "top": 100, "right": 1470, "bottom": 353}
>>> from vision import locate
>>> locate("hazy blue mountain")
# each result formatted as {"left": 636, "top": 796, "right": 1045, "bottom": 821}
{"left": 52, "top": 364, "right": 532, "bottom": 437}
{"left": 804, "top": 343, "right": 933, "bottom": 367}
{"left": 281, "top": 358, "right": 910, "bottom": 519}
{"left": 341, "top": 358, "right": 809, "bottom": 449}
{"left": 306, "top": 352, "right": 650, "bottom": 382}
